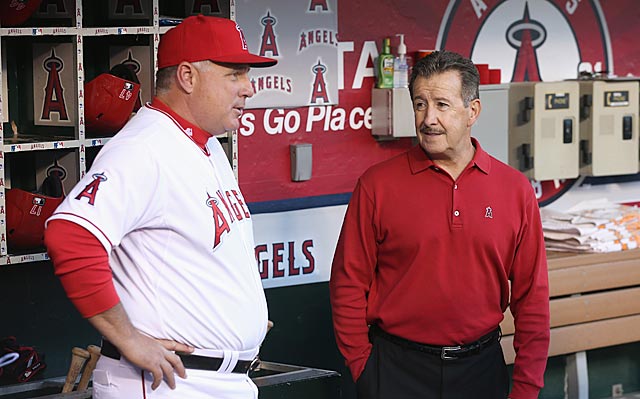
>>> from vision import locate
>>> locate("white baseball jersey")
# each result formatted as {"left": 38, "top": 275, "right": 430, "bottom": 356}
{"left": 48, "top": 105, "right": 268, "bottom": 354}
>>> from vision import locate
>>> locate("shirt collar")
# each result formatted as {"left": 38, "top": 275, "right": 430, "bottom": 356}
{"left": 408, "top": 137, "right": 492, "bottom": 175}
{"left": 148, "top": 98, "right": 211, "bottom": 152}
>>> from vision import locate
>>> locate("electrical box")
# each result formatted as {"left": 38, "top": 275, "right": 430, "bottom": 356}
{"left": 473, "top": 83, "right": 510, "bottom": 163}
{"left": 578, "top": 80, "right": 639, "bottom": 176}
{"left": 290, "top": 143, "right": 312, "bottom": 182}
{"left": 371, "top": 88, "right": 415, "bottom": 137}
{"left": 508, "top": 81, "right": 580, "bottom": 180}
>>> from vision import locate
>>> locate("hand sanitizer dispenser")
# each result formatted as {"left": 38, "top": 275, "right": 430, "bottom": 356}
{"left": 394, "top": 34, "right": 409, "bottom": 88}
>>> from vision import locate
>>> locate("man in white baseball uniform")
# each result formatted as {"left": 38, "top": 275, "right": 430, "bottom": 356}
{"left": 44, "top": 15, "right": 276, "bottom": 399}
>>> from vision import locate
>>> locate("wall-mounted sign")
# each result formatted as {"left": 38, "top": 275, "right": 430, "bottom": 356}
{"left": 33, "top": 43, "right": 76, "bottom": 127}
{"left": 36, "top": 0, "right": 73, "bottom": 19}
{"left": 185, "top": 0, "right": 229, "bottom": 18}
{"left": 253, "top": 204, "right": 345, "bottom": 289}
{"left": 236, "top": 0, "right": 338, "bottom": 108}
{"left": 108, "top": 0, "right": 150, "bottom": 20}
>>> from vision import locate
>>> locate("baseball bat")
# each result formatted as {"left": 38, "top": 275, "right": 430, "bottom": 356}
{"left": 76, "top": 345, "right": 101, "bottom": 391}
{"left": 62, "top": 347, "right": 90, "bottom": 393}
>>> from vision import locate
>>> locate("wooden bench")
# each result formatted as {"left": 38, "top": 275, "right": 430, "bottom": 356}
{"left": 499, "top": 248, "right": 640, "bottom": 398}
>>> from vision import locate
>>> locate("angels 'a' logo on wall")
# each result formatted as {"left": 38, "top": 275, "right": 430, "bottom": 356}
{"left": 190, "top": 0, "right": 220, "bottom": 14}
{"left": 110, "top": 46, "right": 152, "bottom": 105}
{"left": 259, "top": 11, "right": 279, "bottom": 57}
{"left": 437, "top": 0, "right": 612, "bottom": 205}
{"left": 37, "top": 0, "right": 72, "bottom": 17}
{"left": 310, "top": 59, "right": 329, "bottom": 104}
{"left": 437, "top": 0, "right": 611, "bottom": 82}
{"left": 109, "top": 0, "right": 149, "bottom": 18}
{"left": 40, "top": 49, "right": 68, "bottom": 122}
{"left": 185, "top": 0, "right": 228, "bottom": 17}
{"left": 33, "top": 43, "right": 75, "bottom": 126}
{"left": 308, "top": 0, "right": 329, "bottom": 12}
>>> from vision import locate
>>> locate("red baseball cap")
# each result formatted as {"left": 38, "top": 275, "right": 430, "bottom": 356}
{"left": 85, "top": 73, "right": 141, "bottom": 136}
{"left": 1, "top": 0, "right": 42, "bottom": 27}
{"left": 158, "top": 15, "right": 277, "bottom": 69}
{"left": 6, "top": 188, "right": 64, "bottom": 250}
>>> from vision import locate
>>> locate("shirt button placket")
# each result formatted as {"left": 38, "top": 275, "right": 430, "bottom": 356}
{"left": 452, "top": 182, "right": 462, "bottom": 227}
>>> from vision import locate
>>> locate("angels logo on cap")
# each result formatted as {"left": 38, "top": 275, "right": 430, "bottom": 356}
{"left": 235, "top": 24, "right": 249, "bottom": 50}
{"left": 157, "top": 15, "right": 277, "bottom": 69}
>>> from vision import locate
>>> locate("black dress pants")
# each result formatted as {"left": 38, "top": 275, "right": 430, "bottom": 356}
{"left": 356, "top": 327, "right": 510, "bottom": 399}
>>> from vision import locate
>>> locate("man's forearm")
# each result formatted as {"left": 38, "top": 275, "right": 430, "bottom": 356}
{"left": 87, "top": 302, "right": 138, "bottom": 349}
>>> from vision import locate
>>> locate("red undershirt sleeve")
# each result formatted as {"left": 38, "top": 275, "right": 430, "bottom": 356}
{"left": 44, "top": 219, "right": 119, "bottom": 318}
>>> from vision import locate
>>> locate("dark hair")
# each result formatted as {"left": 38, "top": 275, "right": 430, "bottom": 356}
{"left": 409, "top": 50, "right": 479, "bottom": 107}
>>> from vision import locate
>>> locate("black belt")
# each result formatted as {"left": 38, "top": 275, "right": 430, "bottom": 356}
{"left": 100, "top": 340, "right": 259, "bottom": 374}
{"left": 369, "top": 325, "right": 501, "bottom": 360}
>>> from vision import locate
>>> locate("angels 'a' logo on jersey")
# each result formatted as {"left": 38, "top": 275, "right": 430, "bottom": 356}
{"left": 75, "top": 173, "right": 107, "bottom": 206}
{"left": 206, "top": 189, "right": 252, "bottom": 249}
{"left": 206, "top": 193, "right": 230, "bottom": 249}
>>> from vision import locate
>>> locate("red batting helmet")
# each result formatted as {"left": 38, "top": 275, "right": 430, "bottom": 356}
{"left": 6, "top": 173, "right": 64, "bottom": 250}
{"left": 0, "top": 0, "right": 42, "bottom": 27}
{"left": 85, "top": 69, "right": 141, "bottom": 136}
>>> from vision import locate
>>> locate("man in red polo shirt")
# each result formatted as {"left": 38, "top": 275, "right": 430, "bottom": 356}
{"left": 330, "top": 50, "right": 550, "bottom": 399}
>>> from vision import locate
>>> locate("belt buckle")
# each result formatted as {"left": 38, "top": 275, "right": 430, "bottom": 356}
{"left": 441, "top": 345, "right": 461, "bottom": 360}
{"left": 249, "top": 356, "right": 261, "bottom": 372}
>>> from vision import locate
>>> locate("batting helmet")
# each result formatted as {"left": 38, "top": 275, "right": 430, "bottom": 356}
{"left": 6, "top": 173, "right": 64, "bottom": 250}
{"left": 85, "top": 65, "right": 141, "bottom": 136}
{"left": 0, "top": 0, "right": 42, "bottom": 27}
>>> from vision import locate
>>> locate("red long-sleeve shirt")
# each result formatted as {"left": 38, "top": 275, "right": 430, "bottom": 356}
{"left": 329, "top": 140, "right": 550, "bottom": 399}
{"left": 44, "top": 219, "right": 116, "bottom": 317}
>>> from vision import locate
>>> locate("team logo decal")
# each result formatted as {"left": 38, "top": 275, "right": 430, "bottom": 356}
{"left": 41, "top": 48, "right": 69, "bottom": 122}
{"left": 75, "top": 173, "right": 107, "bottom": 206}
{"left": 46, "top": 159, "right": 67, "bottom": 182}
{"left": 30, "top": 196, "right": 46, "bottom": 216}
{"left": 308, "top": 0, "right": 329, "bottom": 12}
{"left": 118, "top": 51, "right": 141, "bottom": 76}
{"left": 34, "top": 43, "right": 75, "bottom": 126}
{"left": 235, "top": 24, "right": 249, "bottom": 51}
{"left": 9, "top": 0, "right": 28, "bottom": 12}
{"left": 310, "top": 59, "right": 329, "bottom": 104}
{"left": 437, "top": 0, "right": 611, "bottom": 82}
{"left": 38, "top": 0, "right": 69, "bottom": 15}
{"left": 117, "top": 55, "right": 142, "bottom": 109}
{"left": 259, "top": 11, "right": 279, "bottom": 57}
{"left": 113, "top": 0, "right": 143, "bottom": 15}
{"left": 206, "top": 192, "right": 230, "bottom": 249}
{"left": 191, "top": 0, "right": 220, "bottom": 14}
{"left": 437, "top": 0, "right": 611, "bottom": 204}
{"left": 485, "top": 206, "right": 493, "bottom": 219}
{"left": 205, "top": 190, "right": 251, "bottom": 249}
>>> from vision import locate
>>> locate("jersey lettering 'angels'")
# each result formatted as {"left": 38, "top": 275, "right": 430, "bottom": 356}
{"left": 75, "top": 171, "right": 250, "bottom": 250}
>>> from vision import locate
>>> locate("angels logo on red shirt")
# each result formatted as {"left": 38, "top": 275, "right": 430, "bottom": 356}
{"left": 436, "top": 0, "right": 611, "bottom": 205}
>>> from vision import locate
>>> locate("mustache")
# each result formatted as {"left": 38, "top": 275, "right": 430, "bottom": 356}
{"left": 419, "top": 126, "right": 445, "bottom": 135}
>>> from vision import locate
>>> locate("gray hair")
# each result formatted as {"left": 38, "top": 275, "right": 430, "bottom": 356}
{"left": 155, "top": 61, "right": 212, "bottom": 94}
{"left": 409, "top": 50, "right": 479, "bottom": 107}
